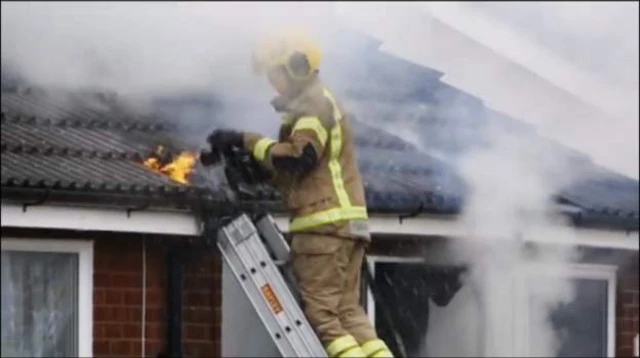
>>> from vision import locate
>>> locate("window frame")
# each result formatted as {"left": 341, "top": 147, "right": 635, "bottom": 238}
{"left": 1, "top": 238, "right": 94, "bottom": 357}
{"left": 518, "top": 262, "right": 617, "bottom": 358}
{"left": 365, "top": 256, "right": 617, "bottom": 358}
{"left": 365, "top": 255, "right": 427, "bottom": 328}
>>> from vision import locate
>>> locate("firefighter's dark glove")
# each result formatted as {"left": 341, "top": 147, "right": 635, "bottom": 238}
{"left": 199, "top": 150, "right": 221, "bottom": 167}
{"left": 207, "top": 129, "right": 244, "bottom": 154}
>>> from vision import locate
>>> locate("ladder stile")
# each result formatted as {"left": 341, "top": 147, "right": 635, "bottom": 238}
{"left": 215, "top": 213, "right": 327, "bottom": 358}
{"left": 217, "top": 217, "right": 297, "bottom": 356}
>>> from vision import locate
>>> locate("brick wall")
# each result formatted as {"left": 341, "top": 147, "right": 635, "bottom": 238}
{"left": 93, "top": 237, "right": 221, "bottom": 357}
{"left": 616, "top": 255, "right": 639, "bottom": 357}
{"left": 183, "top": 249, "right": 221, "bottom": 356}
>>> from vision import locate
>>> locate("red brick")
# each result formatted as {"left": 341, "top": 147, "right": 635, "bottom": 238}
{"left": 620, "top": 275, "right": 640, "bottom": 289}
{"left": 212, "top": 289, "right": 221, "bottom": 306}
{"left": 112, "top": 306, "right": 140, "bottom": 322}
{"left": 617, "top": 318, "right": 637, "bottom": 333}
{"left": 112, "top": 273, "right": 142, "bottom": 288}
{"left": 124, "top": 290, "right": 142, "bottom": 306}
{"left": 94, "top": 273, "right": 111, "bottom": 287}
{"left": 132, "top": 307, "right": 143, "bottom": 321}
{"left": 104, "top": 323, "right": 123, "bottom": 339}
{"left": 146, "top": 323, "right": 163, "bottom": 340}
{"left": 203, "top": 326, "right": 216, "bottom": 341}
{"left": 94, "top": 324, "right": 106, "bottom": 339}
{"left": 110, "top": 340, "right": 133, "bottom": 356}
{"left": 105, "top": 290, "right": 123, "bottom": 305}
{"left": 618, "top": 332, "right": 637, "bottom": 345}
{"left": 145, "top": 341, "right": 163, "bottom": 357}
{"left": 112, "top": 255, "right": 141, "bottom": 273}
{"left": 94, "top": 251, "right": 109, "bottom": 268}
{"left": 185, "top": 292, "right": 210, "bottom": 307}
{"left": 617, "top": 347, "right": 633, "bottom": 357}
{"left": 123, "top": 323, "right": 141, "bottom": 339}
{"left": 94, "top": 306, "right": 110, "bottom": 322}
{"left": 131, "top": 341, "right": 142, "bottom": 356}
{"left": 183, "top": 276, "right": 197, "bottom": 288}
{"left": 185, "top": 324, "right": 207, "bottom": 340}
{"left": 146, "top": 307, "right": 164, "bottom": 322}
{"left": 183, "top": 345, "right": 193, "bottom": 357}
{"left": 146, "top": 289, "right": 162, "bottom": 306}
{"left": 190, "top": 342, "right": 215, "bottom": 356}
{"left": 145, "top": 264, "right": 164, "bottom": 288}
{"left": 184, "top": 308, "right": 213, "bottom": 324}
{"left": 623, "top": 305, "right": 639, "bottom": 318}
{"left": 93, "top": 340, "right": 110, "bottom": 355}
{"left": 621, "top": 290, "right": 639, "bottom": 303}
{"left": 94, "top": 289, "right": 106, "bottom": 305}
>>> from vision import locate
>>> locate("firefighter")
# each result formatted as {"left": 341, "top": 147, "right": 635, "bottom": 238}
{"left": 206, "top": 27, "right": 394, "bottom": 358}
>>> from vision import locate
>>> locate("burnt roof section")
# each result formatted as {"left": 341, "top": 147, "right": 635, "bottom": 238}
{"left": 1, "top": 88, "right": 463, "bottom": 215}
{"left": 1, "top": 90, "right": 228, "bottom": 209}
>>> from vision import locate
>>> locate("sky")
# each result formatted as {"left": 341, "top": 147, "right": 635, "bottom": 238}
{"left": 470, "top": 1, "right": 639, "bottom": 92}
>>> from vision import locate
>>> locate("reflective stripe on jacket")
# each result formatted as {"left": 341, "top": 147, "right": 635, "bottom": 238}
{"left": 243, "top": 78, "right": 369, "bottom": 240}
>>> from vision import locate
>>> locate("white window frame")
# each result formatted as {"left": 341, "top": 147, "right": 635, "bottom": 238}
{"left": 519, "top": 262, "right": 617, "bottom": 358}
{"left": 1, "top": 238, "right": 94, "bottom": 358}
{"left": 365, "top": 255, "right": 430, "bottom": 329}
{"left": 365, "top": 256, "right": 617, "bottom": 358}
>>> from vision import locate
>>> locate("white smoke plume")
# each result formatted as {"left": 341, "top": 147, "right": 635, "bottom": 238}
{"left": 337, "top": 2, "right": 637, "bottom": 357}
{"left": 0, "top": 2, "right": 348, "bottom": 144}
{"left": 1, "top": 2, "right": 342, "bottom": 101}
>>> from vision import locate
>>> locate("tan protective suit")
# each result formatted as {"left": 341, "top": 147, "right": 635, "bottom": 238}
{"left": 242, "top": 77, "right": 393, "bottom": 358}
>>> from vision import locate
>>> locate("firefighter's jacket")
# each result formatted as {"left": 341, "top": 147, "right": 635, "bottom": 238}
{"left": 243, "top": 78, "right": 370, "bottom": 240}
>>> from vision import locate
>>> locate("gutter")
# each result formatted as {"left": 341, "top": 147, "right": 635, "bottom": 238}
{"left": 3, "top": 200, "right": 638, "bottom": 250}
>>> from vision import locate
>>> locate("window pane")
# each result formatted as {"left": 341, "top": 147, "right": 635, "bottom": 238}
{"left": 1, "top": 250, "right": 79, "bottom": 357}
{"left": 529, "top": 277, "right": 608, "bottom": 357}
{"left": 373, "top": 263, "right": 472, "bottom": 357}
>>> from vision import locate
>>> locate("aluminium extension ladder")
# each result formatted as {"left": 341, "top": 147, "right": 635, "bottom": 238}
{"left": 216, "top": 213, "right": 328, "bottom": 357}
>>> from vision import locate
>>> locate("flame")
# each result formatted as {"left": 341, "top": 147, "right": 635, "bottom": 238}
{"left": 142, "top": 145, "right": 198, "bottom": 184}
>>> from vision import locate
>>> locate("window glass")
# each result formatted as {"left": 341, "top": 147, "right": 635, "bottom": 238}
{"left": 373, "top": 262, "right": 471, "bottom": 357}
{"left": 1, "top": 251, "right": 79, "bottom": 357}
{"left": 371, "top": 262, "right": 611, "bottom": 358}
{"left": 528, "top": 277, "right": 609, "bottom": 357}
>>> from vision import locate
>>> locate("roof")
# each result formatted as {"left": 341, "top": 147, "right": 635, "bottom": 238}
{"left": 1, "top": 29, "right": 637, "bottom": 231}
{"left": 1, "top": 88, "right": 464, "bottom": 216}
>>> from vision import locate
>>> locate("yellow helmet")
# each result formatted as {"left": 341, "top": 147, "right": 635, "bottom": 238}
{"left": 252, "top": 26, "right": 322, "bottom": 81}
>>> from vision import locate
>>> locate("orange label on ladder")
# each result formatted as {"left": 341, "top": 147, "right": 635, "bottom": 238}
{"left": 261, "top": 283, "right": 283, "bottom": 314}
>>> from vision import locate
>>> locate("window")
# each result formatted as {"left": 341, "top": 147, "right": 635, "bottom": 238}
{"left": 521, "top": 264, "right": 616, "bottom": 358}
{"left": 1, "top": 239, "right": 93, "bottom": 357}
{"left": 365, "top": 257, "right": 471, "bottom": 358}
{"left": 366, "top": 257, "right": 617, "bottom": 358}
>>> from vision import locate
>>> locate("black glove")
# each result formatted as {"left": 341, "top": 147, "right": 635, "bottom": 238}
{"left": 207, "top": 129, "right": 244, "bottom": 154}
{"left": 199, "top": 149, "right": 222, "bottom": 167}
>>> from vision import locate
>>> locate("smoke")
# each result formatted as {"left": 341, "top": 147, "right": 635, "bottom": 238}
{"left": 431, "top": 119, "right": 582, "bottom": 357}
{"left": 0, "top": 1, "right": 353, "bottom": 148}
{"left": 0, "top": 2, "right": 346, "bottom": 106}
{"left": 336, "top": 2, "right": 637, "bottom": 357}
{"left": 338, "top": 1, "right": 639, "bottom": 179}
{"left": 467, "top": 1, "right": 639, "bottom": 181}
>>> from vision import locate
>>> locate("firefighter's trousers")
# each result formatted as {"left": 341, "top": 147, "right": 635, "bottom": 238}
{"left": 291, "top": 233, "right": 393, "bottom": 358}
